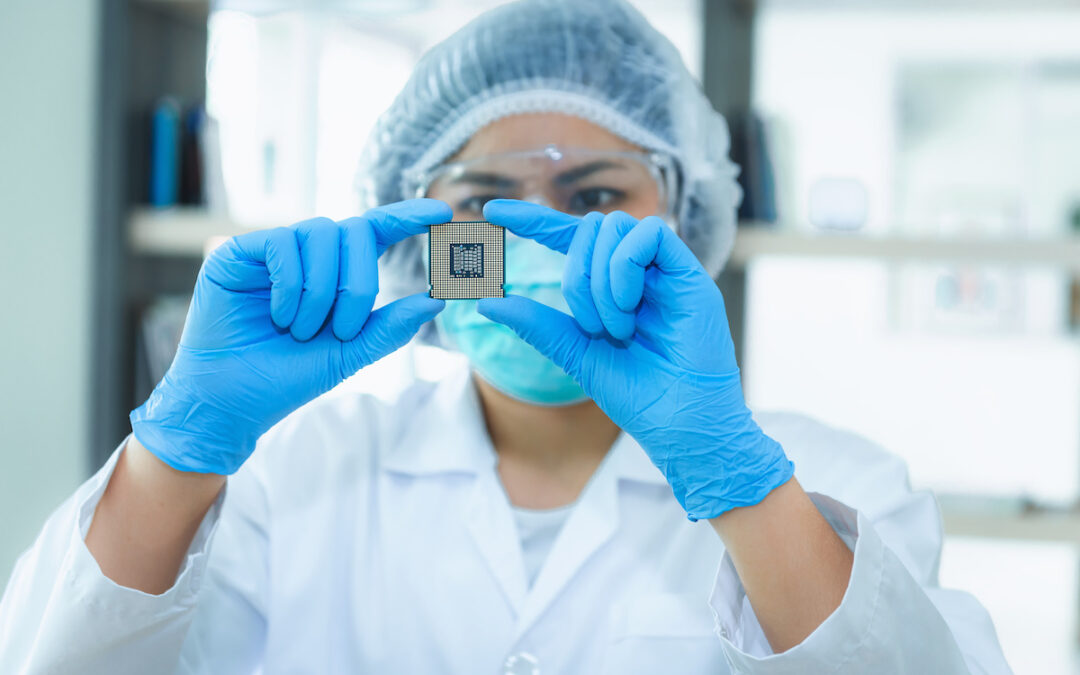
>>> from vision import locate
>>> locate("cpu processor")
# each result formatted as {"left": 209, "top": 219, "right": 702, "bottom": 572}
{"left": 428, "top": 221, "right": 505, "bottom": 299}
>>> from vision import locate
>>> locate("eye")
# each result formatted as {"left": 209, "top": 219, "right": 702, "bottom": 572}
{"left": 567, "top": 187, "right": 625, "bottom": 214}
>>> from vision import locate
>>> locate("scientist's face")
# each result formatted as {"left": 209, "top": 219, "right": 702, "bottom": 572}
{"left": 426, "top": 113, "right": 665, "bottom": 221}
{"left": 426, "top": 113, "right": 674, "bottom": 407}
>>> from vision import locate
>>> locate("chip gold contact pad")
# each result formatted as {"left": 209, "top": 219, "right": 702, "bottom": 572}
{"left": 428, "top": 221, "right": 505, "bottom": 299}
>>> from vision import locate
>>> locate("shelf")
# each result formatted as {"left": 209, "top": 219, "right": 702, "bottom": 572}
{"left": 942, "top": 508, "right": 1080, "bottom": 544}
{"left": 940, "top": 495, "right": 1080, "bottom": 544}
{"left": 129, "top": 208, "right": 1080, "bottom": 270}
{"left": 730, "top": 224, "right": 1080, "bottom": 271}
{"left": 934, "top": 493, "right": 1080, "bottom": 544}
{"left": 129, "top": 207, "right": 264, "bottom": 256}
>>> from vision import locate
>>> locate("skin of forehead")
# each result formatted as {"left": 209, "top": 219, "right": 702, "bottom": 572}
{"left": 451, "top": 112, "right": 645, "bottom": 162}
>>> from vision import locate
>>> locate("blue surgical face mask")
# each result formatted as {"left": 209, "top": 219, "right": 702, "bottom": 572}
{"left": 434, "top": 231, "right": 587, "bottom": 406}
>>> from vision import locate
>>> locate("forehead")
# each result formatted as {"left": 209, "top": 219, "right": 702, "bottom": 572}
{"left": 452, "top": 112, "right": 643, "bottom": 161}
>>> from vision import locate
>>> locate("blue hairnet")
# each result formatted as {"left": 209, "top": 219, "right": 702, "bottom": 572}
{"left": 358, "top": 0, "right": 742, "bottom": 296}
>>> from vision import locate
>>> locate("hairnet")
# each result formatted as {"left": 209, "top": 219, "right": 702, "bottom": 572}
{"left": 358, "top": 0, "right": 742, "bottom": 296}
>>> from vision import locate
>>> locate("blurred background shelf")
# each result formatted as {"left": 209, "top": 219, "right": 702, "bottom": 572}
{"left": 731, "top": 224, "right": 1080, "bottom": 270}
{"left": 940, "top": 494, "right": 1080, "bottom": 543}
{"left": 943, "top": 508, "right": 1080, "bottom": 544}
{"left": 130, "top": 207, "right": 1080, "bottom": 269}
{"left": 129, "top": 207, "right": 261, "bottom": 256}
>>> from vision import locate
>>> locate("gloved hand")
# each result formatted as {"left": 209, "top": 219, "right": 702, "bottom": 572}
{"left": 478, "top": 200, "right": 793, "bottom": 520}
{"left": 130, "top": 199, "right": 451, "bottom": 475}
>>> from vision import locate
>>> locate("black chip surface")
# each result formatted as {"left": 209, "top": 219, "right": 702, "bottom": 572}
{"left": 450, "top": 243, "right": 484, "bottom": 278}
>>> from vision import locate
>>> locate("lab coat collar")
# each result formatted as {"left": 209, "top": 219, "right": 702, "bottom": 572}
{"left": 381, "top": 362, "right": 497, "bottom": 477}
{"left": 381, "top": 359, "right": 672, "bottom": 631}
{"left": 382, "top": 364, "right": 531, "bottom": 612}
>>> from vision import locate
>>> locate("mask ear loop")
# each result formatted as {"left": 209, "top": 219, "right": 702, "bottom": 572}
{"left": 647, "top": 151, "right": 681, "bottom": 235}
{"left": 401, "top": 165, "right": 430, "bottom": 200}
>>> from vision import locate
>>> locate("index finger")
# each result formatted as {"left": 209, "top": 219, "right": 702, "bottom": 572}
{"left": 483, "top": 199, "right": 583, "bottom": 254}
{"left": 226, "top": 226, "right": 303, "bottom": 328}
{"left": 350, "top": 198, "right": 453, "bottom": 257}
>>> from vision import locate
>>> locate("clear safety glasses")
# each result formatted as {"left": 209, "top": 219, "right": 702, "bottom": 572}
{"left": 405, "top": 145, "right": 679, "bottom": 223}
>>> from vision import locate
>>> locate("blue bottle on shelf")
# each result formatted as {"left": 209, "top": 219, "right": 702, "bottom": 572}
{"left": 150, "top": 97, "right": 181, "bottom": 208}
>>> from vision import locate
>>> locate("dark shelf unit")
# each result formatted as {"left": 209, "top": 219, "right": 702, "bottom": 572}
{"left": 91, "top": 0, "right": 210, "bottom": 470}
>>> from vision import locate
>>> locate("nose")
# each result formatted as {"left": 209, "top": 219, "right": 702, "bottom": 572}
{"left": 520, "top": 192, "right": 555, "bottom": 210}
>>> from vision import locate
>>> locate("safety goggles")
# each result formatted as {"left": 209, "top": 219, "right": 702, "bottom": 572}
{"left": 405, "top": 145, "right": 679, "bottom": 223}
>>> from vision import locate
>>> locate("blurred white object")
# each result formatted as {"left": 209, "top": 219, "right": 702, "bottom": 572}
{"left": 200, "top": 115, "right": 229, "bottom": 216}
{"left": 744, "top": 257, "right": 1080, "bottom": 503}
{"left": 754, "top": 8, "right": 1080, "bottom": 236}
{"left": 807, "top": 177, "right": 869, "bottom": 230}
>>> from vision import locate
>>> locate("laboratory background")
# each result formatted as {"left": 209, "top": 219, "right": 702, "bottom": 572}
{"left": 1, "top": 0, "right": 1079, "bottom": 671}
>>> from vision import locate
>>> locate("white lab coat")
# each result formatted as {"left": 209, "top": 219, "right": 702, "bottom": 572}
{"left": 0, "top": 361, "right": 1011, "bottom": 674}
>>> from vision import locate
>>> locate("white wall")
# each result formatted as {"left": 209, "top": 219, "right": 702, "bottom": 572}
{"left": 0, "top": 0, "right": 99, "bottom": 585}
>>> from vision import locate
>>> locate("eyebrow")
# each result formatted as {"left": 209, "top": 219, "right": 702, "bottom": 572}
{"left": 448, "top": 160, "right": 627, "bottom": 189}
{"left": 554, "top": 160, "right": 624, "bottom": 185}
{"left": 449, "top": 172, "right": 519, "bottom": 189}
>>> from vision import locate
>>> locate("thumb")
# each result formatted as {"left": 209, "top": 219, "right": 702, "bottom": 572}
{"left": 342, "top": 292, "right": 444, "bottom": 375}
{"left": 476, "top": 295, "right": 590, "bottom": 378}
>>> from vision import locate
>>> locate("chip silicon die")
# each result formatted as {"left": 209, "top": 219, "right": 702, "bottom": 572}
{"left": 429, "top": 221, "right": 505, "bottom": 299}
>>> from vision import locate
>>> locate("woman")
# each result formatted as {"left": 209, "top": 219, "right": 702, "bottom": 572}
{"left": 0, "top": 0, "right": 1010, "bottom": 673}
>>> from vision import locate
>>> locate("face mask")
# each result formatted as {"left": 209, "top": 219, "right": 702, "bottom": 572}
{"left": 434, "top": 231, "right": 588, "bottom": 406}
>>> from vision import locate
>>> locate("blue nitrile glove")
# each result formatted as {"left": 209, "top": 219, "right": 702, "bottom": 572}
{"left": 477, "top": 200, "right": 793, "bottom": 521}
{"left": 130, "top": 199, "right": 451, "bottom": 474}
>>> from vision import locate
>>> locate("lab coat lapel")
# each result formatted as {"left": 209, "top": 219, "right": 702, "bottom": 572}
{"left": 513, "top": 448, "right": 621, "bottom": 640}
{"left": 464, "top": 469, "right": 530, "bottom": 616}
{"left": 383, "top": 362, "right": 530, "bottom": 614}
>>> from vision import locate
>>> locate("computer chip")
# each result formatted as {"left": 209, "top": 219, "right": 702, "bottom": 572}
{"left": 428, "top": 221, "right": 505, "bottom": 299}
